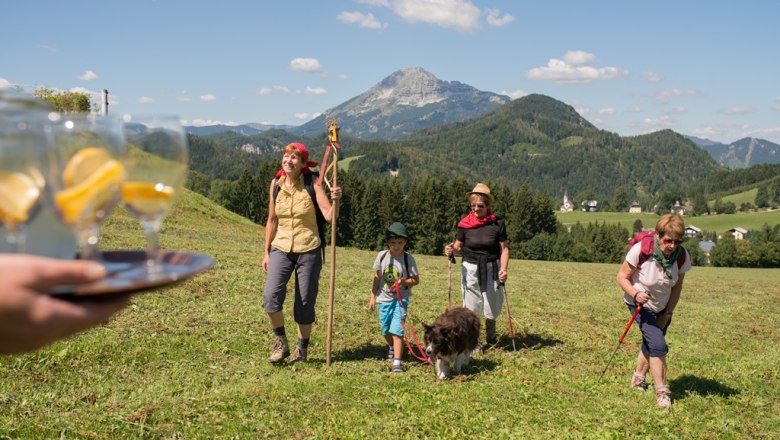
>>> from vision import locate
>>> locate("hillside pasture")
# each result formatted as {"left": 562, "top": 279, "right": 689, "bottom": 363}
{"left": 0, "top": 191, "right": 778, "bottom": 438}
{"left": 557, "top": 209, "right": 780, "bottom": 235}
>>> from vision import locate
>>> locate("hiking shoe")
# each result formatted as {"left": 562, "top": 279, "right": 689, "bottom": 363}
{"left": 268, "top": 336, "right": 290, "bottom": 364}
{"left": 485, "top": 319, "right": 497, "bottom": 346}
{"left": 391, "top": 363, "right": 404, "bottom": 373}
{"left": 386, "top": 347, "right": 394, "bottom": 361}
{"left": 630, "top": 373, "right": 648, "bottom": 391}
{"left": 656, "top": 387, "right": 672, "bottom": 410}
{"left": 289, "top": 346, "right": 307, "bottom": 364}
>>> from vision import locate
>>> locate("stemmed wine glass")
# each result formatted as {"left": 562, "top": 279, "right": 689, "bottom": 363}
{"left": 0, "top": 105, "right": 49, "bottom": 253}
{"left": 45, "top": 113, "right": 126, "bottom": 260}
{"left": 121, "top": 114, "right": 188, "bottom": 275}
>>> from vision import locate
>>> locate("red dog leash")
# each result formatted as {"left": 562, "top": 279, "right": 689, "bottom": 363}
{"left": 392, "top": 280, "right": 431, "bottom": 364}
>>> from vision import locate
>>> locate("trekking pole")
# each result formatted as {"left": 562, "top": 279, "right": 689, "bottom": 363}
{"left": 499, "top": 282, "right": 517, "bottom": 352}
{"left": 447, "top": 253, "right": 455, "bottom": 311}
{"left": 323, "top": 118, "right": 341, "bottom": 367}
{"left": 599, "top": 305, "right": 641, "bottom": 380}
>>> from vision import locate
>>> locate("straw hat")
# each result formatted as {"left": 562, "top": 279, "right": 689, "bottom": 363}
{"left": 466, "top": 183, "right": 493, "bottom": 204}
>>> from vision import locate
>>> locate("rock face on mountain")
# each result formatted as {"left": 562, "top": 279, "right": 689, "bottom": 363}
{"left": 693, "top": 137, "right": 780, "bottom": 168}
{"left": 292, "top": 67, "right": 510, "bottom": 140}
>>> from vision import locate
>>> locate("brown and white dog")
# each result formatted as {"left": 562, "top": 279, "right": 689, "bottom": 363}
{"left": 423, "top": 307, "right": 480, "bottom": 380}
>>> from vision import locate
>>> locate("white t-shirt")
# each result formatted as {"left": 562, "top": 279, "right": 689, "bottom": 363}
{"left": 372, "top": 250, "right": 419, "bottom": 303}
{"left": 623, "top": 242, "right": 691, "bottom": 312}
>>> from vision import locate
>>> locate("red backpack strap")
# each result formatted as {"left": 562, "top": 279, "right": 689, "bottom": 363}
{"left": 676, "top": 248, "right": 687, "bottom": 269}
{"left": 635, "top": 233, "right": 655, "bottom": 266}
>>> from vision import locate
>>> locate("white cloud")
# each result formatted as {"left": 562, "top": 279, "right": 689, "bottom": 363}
{"left": 692, "top": 126, "right": 721, "bottom": 139}
{"left": 356, "top": 0, "right": 390, "bottom": 5}
{"left": 598, "top": 107, "right": 615, "bottom": 115}
{"left": 637, "top": 115, "right": 674, "bottom": 130}
{"left": 0, "top": 77, "right": 12, "bottom": 89}
{"left": 273, "top": 85, "right": 291, "bottom": 93}
{"left": 526, "top": 51, "right": 628, "bottom": 84}
{"left": 176, "top": 96, "right": 193, "bottom": 102}
{"left": 294, "top": 112, "right": 312, "bottom": 121}
{"left": 391, "top": 0, "right": 481, "bottom": 33}
{"left": 305, "top": 86, "right": 328, "bottom": 95}
{"left": 648, "top": 88, "right": 700, "bottom": 102}
{"left": 190, "top": 119, "right": 238, "bottom": 127}
{"left": 745, "top": 126, "right": 780, "bottom": 141}
{"left": 258, "top": 87, "right": 272, "bottom": 96}
{"left": 336, "top": 73, "right": 349, "bottom": 81}
{"left": 642, "top": 71, "right": 664, "bottom": 82}
{"left": 78, "top": 70, "right": 98, "bottom": 81}
{"left": 499, "top": 89, "right": 527, "bottom": 100}
{"left": 628, "top": 106, "right": 642, "bottom": 113}
{"left": 486, "top": 8, "right": 514, "bottom": 27}
{"left": 720, "top": 106, "right": 755, "bottom": 115}
{"left": 338, "top": 11, "right": 387, "bottom": 29}
{"left": 290, "top": 58, "right": 322, "bottom": 72}
{"left": 138, "top": 96, "right": 154, "bottom": 104}
{"left": 199, "top": 94, "right": 216, "bottom": 102}
{"left": 671, "top": 106, "right": 686, "bottom": 114}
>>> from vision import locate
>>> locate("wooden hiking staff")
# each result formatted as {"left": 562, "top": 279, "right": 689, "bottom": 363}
{"left": 500, "top": 282, "right": 517, "bottom": 352}
{"left": 321, "top": 118, "right": 341, "bottom": 367}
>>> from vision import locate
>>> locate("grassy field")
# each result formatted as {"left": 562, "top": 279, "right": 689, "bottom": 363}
{"left": 714, "top": 187, "right": 758, "bottom": 207}
{"left": 557, "top": 210, "right": 780, "bottom": 235}
{"left": 1, "top": 191, "right": 778, "bottom": 438}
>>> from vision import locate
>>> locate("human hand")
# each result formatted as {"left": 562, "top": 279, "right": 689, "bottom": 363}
{"left": 635, "top": 291, "right": 650, "bottom": 305}
{"left": 498, "top": 269, "right": 507, "bottom": 284}
{"left": 330, "top": 186, "right": 342, "bottom": 200}
{"left": 0, "top": 254, "right": 130, "bottom": 355}
{"left": 262, "top": 253, "right": 270, "bottom": 273}
{"left": 368, "top": 293, "right": 376, "bottom": 311}
{"left": 444, "top": 244, "right": 453, "bottom": 257}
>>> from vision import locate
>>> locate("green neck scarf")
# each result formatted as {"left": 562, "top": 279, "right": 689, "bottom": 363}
{"left": 653, "top": 236, "right": 681, "bottom": 279}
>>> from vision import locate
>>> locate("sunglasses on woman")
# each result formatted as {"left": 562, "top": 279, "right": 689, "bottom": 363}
{"left": 661, "top": 237, "right": 683, "bottom": 245}
{"left": 470, "top": 204, "right": 486, "bottom": 208}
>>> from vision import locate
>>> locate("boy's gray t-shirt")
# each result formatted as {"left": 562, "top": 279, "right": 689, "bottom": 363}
{"left": 372, "top": 250, "right": 419, "bottom": 303}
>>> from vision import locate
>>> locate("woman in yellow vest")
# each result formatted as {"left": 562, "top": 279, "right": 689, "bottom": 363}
{"left": 262, "top": 142, "right": 341, "bottom": 364}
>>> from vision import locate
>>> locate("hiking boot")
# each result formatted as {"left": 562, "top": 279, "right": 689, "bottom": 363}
{"left": 268, "top": 336, "right": 290, "bottom": 364}
{"left": 485, "top": 319, "right": 497, "bottom": 346}
{"left": 630, "top": 373, "right": 648, "bottom": 391}
{"left": 391, "top": 363, "right": 404, "bottom": 373}
{"left": 656, "top": 387, "right": 672, "bottom": 410}
{"left": 289, "top": 346, "right": 307, "bottom": 364}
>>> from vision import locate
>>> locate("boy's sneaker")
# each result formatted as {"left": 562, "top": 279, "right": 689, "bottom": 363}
{"left": 268, "top": 336, "right": 290, "bottom": 364}
{"left": 386, "top": 347, "right": 394, "bottom": 361}
{"left": 288, "top": 346, "right": 307, "bottom": 364}
{"left": 391, "top": 363, "right": 404, "bottom": 373}
{"left": 630, "top": 373, "right": 648, "bottom": 391}
{"left": 656, "top": 387, "right": 672, "bottom": 410}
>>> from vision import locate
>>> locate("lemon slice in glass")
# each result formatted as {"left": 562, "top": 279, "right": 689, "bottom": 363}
{"left": 0, "top": 171, "right": 41, "bottom": 225}
{"left": 122, "top": 182, "right": 175, "bottom": 216}
{"left": 55, "top": 159, "right": 125, "bottom": 224}
{"left": 62, "top": 147, "right": 112, "bottom": 187}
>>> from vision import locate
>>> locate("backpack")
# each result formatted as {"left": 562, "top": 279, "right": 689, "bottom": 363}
{"left": 273, "top": 172, "right": 327, "bottom": 256}
{"left": 629, "top": 231, "right": 686, "bottom": 269}
{"left": 381, "top": 250, "right": 410, "bottom": 276}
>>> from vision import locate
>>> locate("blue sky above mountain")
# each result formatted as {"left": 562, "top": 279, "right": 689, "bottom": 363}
{"left": 2, "top": 0, "right": 778, "bottom": 144}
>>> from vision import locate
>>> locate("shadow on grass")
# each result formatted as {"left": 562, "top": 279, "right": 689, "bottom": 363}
{"left": 332, "top": 342, "right": 398, "bottom": 363}
{"left": 495, "top": 332, "right": 563, "bottom": 353}
{"left": 669, "top": 374, "right": 739, "bottom": 400}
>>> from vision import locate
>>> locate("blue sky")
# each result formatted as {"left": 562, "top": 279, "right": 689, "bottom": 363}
{"left": 2, "top": 0, "right": 779, "bottom": 143}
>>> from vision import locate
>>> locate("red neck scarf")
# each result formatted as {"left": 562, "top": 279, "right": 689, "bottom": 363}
{"left": 457, "top": 211, "right": 497, "bottom": 229}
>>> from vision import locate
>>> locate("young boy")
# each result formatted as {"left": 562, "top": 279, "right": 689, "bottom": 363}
{"left": 369, "top": 222, "right": 420, "bottom": 373}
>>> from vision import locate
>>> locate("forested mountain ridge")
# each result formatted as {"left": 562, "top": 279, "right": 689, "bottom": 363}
{"left": 341, "top": 94, "right": 722, "bottom": 200}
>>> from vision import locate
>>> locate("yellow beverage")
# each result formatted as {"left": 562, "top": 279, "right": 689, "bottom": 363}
{"left": 0, "top": 171, "right": 41, "bottom": 226}
{"left": 122, "top": 181, "right": 175, "bottom": 216}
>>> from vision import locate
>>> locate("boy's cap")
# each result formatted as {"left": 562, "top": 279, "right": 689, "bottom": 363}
{"left": 385, "top": 222, "right": 409, "bottom": 239}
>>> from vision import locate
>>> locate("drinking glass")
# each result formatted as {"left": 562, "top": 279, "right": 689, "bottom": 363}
{"left": 0, "top": 106, "right": 49, "bottom": 252}
{"left": 121, "top": 114, "right": 188, "bottom": 274}
{"left": 45, "top": 113, "right": 126, "bottom": 260}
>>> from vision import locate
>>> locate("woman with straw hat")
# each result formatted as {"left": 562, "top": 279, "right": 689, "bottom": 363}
{"left": 445, "top": 183, "right": 509, "bottom": 347}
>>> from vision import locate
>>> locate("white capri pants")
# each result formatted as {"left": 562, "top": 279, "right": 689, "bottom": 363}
{"left": 461, "top": 260, "right": 504, "bottom": 320}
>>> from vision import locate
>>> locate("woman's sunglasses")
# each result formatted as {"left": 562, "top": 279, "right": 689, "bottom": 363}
{"left": 470, "top": 204, "right": 486, "bottom": 208}
{"left": 661, "top": 237, "right": 683, "bottom": 245}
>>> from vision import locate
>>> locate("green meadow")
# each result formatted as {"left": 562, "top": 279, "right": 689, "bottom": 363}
{"left": 557, "top": 210, "right": 780, "bottom": 235}
{"left": 1, "top": 191, "right": 778, "bottom": 438}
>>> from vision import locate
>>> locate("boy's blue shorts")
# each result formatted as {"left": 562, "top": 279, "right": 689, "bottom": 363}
{"left": 377, "top": 299, "right": 408, "bottom": 337}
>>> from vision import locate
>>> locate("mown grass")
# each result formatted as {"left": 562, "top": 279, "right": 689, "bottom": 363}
{"left": 557, "top": 210, "right": 780, "bottom": 235}
{"left": 1, "top": 190, "right": 778, "bottom": 438}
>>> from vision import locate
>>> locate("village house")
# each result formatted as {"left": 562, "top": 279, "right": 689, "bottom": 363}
{"left": 730, "top": 227, "right": 750, "bottom": 240}
{"left": 581, "top": 200, "right": 598, "bottom": 212}
{"left": 684, "top": 225, "right": 702, "bottom": 239}
{"left": 629, "top": 201, "right": 642, "bottom": 213}
{"left": 671, "top": 200, "right": 693, "bottom": 216}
